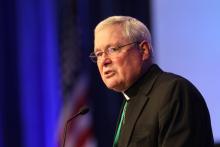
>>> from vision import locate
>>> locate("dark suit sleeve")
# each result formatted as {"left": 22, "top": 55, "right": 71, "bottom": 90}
{"left": 158, "top": 78, "right": 214, "bottom": 147}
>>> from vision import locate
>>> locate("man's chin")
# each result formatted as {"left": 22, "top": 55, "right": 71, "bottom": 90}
{"left": 105, "top": 83, "right": 124, "bottom": 92}
{"left": 106, "top": 83, "right": 117, "bottom": 90}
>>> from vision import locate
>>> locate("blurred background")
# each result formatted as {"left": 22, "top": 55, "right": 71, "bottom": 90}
{"left": 0, "top": 0, "right": 219, "bottom": 147}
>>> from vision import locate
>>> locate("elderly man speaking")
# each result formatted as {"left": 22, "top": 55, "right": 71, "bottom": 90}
{"left": 89, "top": 16, "right": 214, "bottom": 147}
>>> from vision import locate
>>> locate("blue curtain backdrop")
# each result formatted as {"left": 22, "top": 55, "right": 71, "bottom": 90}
{"left": 0, "top": 0, "right": 61, "bottom": 147}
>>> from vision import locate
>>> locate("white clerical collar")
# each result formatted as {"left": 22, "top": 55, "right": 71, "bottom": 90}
{"left": 122, "top": 92, "right": 130, "bottom": 101}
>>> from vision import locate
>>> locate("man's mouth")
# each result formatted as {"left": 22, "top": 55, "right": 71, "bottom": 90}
{"left": 104, "top": 70, "right": 115, "bottom": 78}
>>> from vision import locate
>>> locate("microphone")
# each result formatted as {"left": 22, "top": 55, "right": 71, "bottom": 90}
{"left": 62, "top": 106, "right": 90, "bottom": 147}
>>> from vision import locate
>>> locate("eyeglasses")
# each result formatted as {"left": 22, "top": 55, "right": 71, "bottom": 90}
{"left": 89, "top": 42, "right": 139, "bottom": 63}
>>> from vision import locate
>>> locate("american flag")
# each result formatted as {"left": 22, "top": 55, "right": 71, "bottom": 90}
{"left": 58, "top": 74, "right": 96, "bottom": 147}
{"left": 57, "top": 0, "right": 96, "bottom": 146}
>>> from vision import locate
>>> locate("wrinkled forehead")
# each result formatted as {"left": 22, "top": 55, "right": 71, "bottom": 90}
{"left": 94, "top": 25, "right": 129, "bottom": 51}
{"left": 95, "top": 24, "right": 128, "bottom": 39}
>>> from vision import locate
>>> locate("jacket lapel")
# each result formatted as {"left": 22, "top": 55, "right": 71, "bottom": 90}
{"left": 119, "top": 93, "right": 150, "bottom": 147}
{"left": 119, "top": 64, "right": 162, "bottom": 147}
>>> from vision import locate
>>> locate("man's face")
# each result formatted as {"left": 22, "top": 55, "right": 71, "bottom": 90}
{"left": 94, "top": 25, "right": 146, "bottom": 92}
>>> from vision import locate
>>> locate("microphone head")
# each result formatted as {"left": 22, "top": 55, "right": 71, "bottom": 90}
{"left": 79, "top": 107, "right": 89, "bottom": 115}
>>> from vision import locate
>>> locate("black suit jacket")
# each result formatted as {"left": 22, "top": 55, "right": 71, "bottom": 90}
{"left": 116, "top": 64, "right": 214, "bottom": 147}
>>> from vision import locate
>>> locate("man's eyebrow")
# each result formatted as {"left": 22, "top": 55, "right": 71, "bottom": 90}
{"left": 94, "top": 48, "right": 100, "bottom": 52}
{"left": 95, "top": 43, "right": 118, "bottom": 52}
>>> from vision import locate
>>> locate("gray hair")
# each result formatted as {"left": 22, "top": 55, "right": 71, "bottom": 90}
{"left": 95, "top": 16, "right": 152, "bottom": 44}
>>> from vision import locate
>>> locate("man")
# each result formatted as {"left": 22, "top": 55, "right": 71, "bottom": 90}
{"left": 89, "top": 16, "right": 214, "bottom": 147}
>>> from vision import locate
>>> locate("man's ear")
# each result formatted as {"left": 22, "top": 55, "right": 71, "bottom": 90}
{"left": 139, "top": 41, "right": 151, "bottom": 60}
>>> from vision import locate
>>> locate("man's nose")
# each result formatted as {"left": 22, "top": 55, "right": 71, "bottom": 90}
{"left": 100, "top": 55, "right": 112, "bottom": 67}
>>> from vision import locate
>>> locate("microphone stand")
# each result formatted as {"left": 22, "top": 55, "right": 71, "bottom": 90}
{"left": 62, "top": 107, "right": 89, "bottom": 147}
